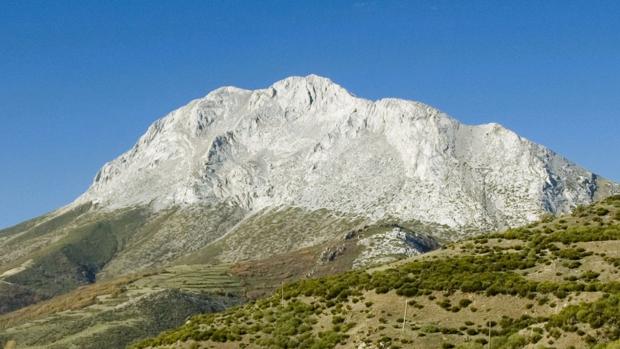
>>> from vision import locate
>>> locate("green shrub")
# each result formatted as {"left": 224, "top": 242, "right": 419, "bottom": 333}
{"left": 459, "top": 299, "right": 473, "bottom": 308}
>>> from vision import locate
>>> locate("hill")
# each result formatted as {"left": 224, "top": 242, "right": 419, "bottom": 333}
{"left": 0, "top": 219, "right": 440, "bottom": 349}
{"left": 131, "top": 195, "right": 620, "bottom": 349}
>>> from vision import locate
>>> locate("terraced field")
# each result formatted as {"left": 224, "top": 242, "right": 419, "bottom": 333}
{"left": 131, "top": 264, "right": 242, "bottom": 294}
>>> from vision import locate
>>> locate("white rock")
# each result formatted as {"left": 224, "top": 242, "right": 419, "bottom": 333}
{"left": 74, "top": 75, "right": 617, "bottom": 231}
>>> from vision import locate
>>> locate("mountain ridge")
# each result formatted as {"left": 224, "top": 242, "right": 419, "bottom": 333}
{"left": 72, "top": 74, "right": 617, "bottom": 230}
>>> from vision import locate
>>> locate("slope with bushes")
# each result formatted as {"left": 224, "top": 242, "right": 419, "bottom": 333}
{"left": 133, "top": 195, "right": 620, "bottom": 349}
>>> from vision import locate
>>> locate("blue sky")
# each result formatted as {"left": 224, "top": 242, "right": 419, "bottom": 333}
{"left": 0, "top": 0, "right": 619, "bottom": 228}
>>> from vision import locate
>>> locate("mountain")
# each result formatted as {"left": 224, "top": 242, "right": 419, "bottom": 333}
{"left": 0, "top": 75, "right": 618, "bottom": 348}
{"left": 76, "top": 75, "right": 614, "bottom": 230}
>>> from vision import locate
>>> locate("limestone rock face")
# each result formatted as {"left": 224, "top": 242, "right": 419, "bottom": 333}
{"left": 75, "top": 75, "right": 618, "bottom": 230}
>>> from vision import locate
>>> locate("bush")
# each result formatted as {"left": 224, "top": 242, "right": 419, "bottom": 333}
{"left": 548, "top": 294, "right": 620, "bottom": 340}
{"left": 459, "top": 299, "right": 473, "bottom": 308}
{"left": 596, "top": 207, "right": 610, "bottom": 216}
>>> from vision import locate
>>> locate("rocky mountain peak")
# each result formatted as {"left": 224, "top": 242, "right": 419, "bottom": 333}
{"left": 270, "top": 75, "right": 353, "bottom": 106}
{"left": 74, "top": 75, "right": 619, "bottom": 231}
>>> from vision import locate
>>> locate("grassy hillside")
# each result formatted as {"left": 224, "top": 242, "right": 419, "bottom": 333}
{"left": 0, "top": 202, "right": 444, "bottom": 318}
{"left": 0, "top": 230, "right": 420, "bottom": 349}
{"left": 0, "top": 203, "right": 245, "bottom": 315}
{"left": 132, "top": 195, "right": 620, "bottom": 349}
{"left": 0, "top": 206, "right": 150, "bottom": 313}
{"left": 0, "top": 201, "right": 451, "bottom": 349}
{"left": 0, "top": 264, "right": 243, "bottom": 349}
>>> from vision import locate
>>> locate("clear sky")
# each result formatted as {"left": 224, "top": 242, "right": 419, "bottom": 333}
{"left": 1, "top": 0, "right": 619, "bottom": 229}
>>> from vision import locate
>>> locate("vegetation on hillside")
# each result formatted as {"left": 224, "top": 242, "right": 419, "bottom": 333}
{"left": 132, "top": 195, "right": 620, "bottom": 349}
{"left": 0, "top": 265, "right": 243, "bottom": 349}
{"left": 0, "top": 207, "right": 149, "bottom": 312}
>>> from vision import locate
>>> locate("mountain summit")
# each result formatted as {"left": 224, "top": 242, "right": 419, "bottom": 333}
{"left": 76, "top": 75, "right": 616, "bottom": 230}
{"left": 1, "top": 75, "right": 618, "bottom": 327}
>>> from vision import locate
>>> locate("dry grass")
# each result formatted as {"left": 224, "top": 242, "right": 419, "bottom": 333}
{"left": 0, "top": 273, "right": 142, "bottom": 329}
